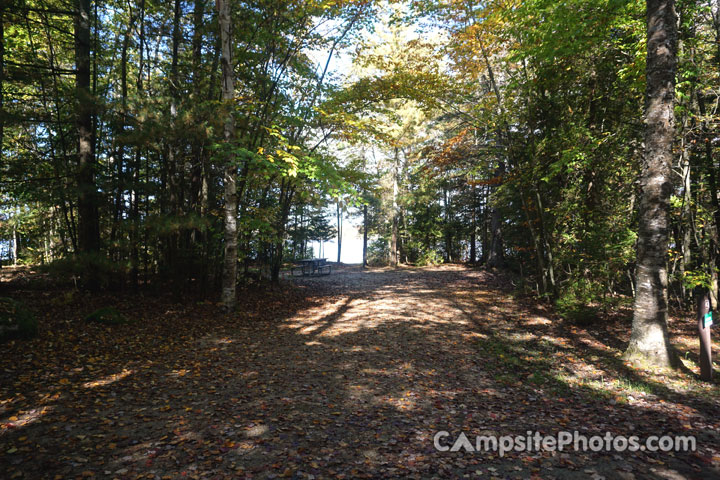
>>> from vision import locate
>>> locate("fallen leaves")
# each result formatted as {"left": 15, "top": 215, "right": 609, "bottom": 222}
{"left": 0, "top": 265, "right": 718, "bottom": 479}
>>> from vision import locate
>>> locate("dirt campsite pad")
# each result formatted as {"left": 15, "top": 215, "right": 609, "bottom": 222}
{"left": 2, "top": 265, "right": 720, "bottom": 479}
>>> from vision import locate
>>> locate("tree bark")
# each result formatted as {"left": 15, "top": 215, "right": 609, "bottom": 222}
{"left": 391, "top": 147, "right": 399, "bottom": 266}
{"left": 271, "top": 181, "right": 295, "bottom": 284}
{"left": 111, "top": 19, "right": 133, "bottom": 257}
{"left": 470, "top": 180, "right": 476, "bottom": 264}
{"left": 487, "top": 162, "right": 505, "bottom": 268}
{"left": 189, "top": 0, "right": 206, "bottom": 223}
{"left": 131, "top": 0, "right": 145, "bottom": 289}
{"left": 481, "top": 185, "right": 489, "bottom": 263}
{"left": 443, "top": 185, "right": 451, "bottom": 262}
{"left": 75, "top": 0, "right": 100, "bottom": 254}
{"left": 163, "top": 0, "right": 182, "bottom": 287}
{"left": 363, "top": 204, "right": 368, "bottom": 268}
{"left": 336, "top": 201, "right": 342, "bottom": 264}
{"left": 626, "top": 0, "right": 678, "bottom": 367}
{"left": 479, "top": 36, "right": 507, "bottom": 268}
{"left": 217, "top": 0, "right": 238, "bottom": 310}
{"left": 534, "top": 187, "right": 556, "bottom": 296}
{"left": 1, "top": 7, "right": 4, "bottom": 165}
{"left": 11, "top": 215, "right": 17, "bottom": 265}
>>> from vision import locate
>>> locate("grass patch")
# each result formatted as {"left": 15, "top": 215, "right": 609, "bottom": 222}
{"left": 477, "top": 335, "right": 574, "bottom": 396}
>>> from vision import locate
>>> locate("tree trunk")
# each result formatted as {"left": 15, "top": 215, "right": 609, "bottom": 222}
{"left": 626, "top": 0, "right": 678, "bottom": 367}
{"left": 391, "top": 147, "right": 399, "bottom": 266}
{"left": 470, "top": 181, "right": 476, "bottom": 264}
{"left": 111, "top": 20, "right": 132, "bottom": 259}
{"left": 479, "top": 37, "right": 507, "bottom": 268}
{"left": 520, "top": 193, "right": 547, "bottom": 296}
{"left": 481, "top": 185, "right": 489, "bottom": 263}
{"left": 363, "top": 204, "right": 368, "bottom": 268}
{"left": 131, "top": 0, "right": 145, "bottom": 289}
{"left": 443, "top": 186, "right": 451, "bottom": 262}
{"left": 75, "top": 0, "right": 100, "bottom": 255}
{"left": 164, "top": 0, "right": 182, "bottom": 286}
{"left": 336, "top": 201, "right": 342, "bottom": 264}
{"left": 271, "top": 182, "right": 295, "bottom": 284}
{"left": 188, "top": 0, "right": 206, "bottom": 248}
{"left": 534, "top": 187, "right": 556, "bottom": 295}
{"left": 0, "top": 7, "right": 4, "bottom": 165}
{"left": 217, "top": 0, "right": 238, "bottom": 310}
{"left": 487, "top": 162, "right": 505, "bottom": 268}
{"left": 677, "top": 153, "right": 692, "bottom": 300}
{"left": 11, "top": 217, "right": 17, "bottom": 266}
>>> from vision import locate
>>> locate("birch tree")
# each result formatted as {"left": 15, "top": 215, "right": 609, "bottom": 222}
{"left": 217, "top": 0, "right": 238, "bottom": 311}
{"left": 625, "top": 0, "right": 678, "bottom": 367}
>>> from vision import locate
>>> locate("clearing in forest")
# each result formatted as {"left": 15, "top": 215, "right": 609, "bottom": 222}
{"left": 1, "top": 265, "right": 719, "bottom": 479}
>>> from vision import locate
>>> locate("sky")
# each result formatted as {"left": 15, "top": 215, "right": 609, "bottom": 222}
{"left": 309, "top": 211, "right": 365, "bottom": 264}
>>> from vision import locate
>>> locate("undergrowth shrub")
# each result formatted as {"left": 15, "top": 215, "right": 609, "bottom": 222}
{"left": 40, "top": 253, "right": 127, "bottom": 290}
{"left": 417, "top": 249, "right": 443, "bottom": 266}
{"left": 366, "top": 239, "right": 390, "bottom": 266}
{"left": 85, "top": 307, "right": 129, "bottom": 325}
{"left": 0, "top": 297, "right": 37, "bottom": 341}
{"left": 555, "top": 277, "right": 603, "bottom": 325}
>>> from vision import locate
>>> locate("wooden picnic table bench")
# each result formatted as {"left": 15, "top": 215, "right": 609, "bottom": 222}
{"left": 291, "top": 258, "right": 331, "bottom": 276}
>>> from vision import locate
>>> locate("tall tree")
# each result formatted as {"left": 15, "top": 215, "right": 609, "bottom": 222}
{"left": 1, "top": 5, "right": 4, "bottom": 165}
{"left": 625, "top": 0, "right": 678, "bottom": 367}
{"left": 217, "top": 0, "right": 238, "bottom": 311}
{"left": 75, "top": 0, "right": 100, "bottom": 254}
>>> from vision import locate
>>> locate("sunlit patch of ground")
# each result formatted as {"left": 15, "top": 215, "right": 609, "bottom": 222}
{"left": 82, "top": 369, "right": 133, "bottom": 389}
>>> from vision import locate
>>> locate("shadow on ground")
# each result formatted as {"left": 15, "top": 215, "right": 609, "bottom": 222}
{"left": 1, "top": 265, "right": 719, "bottom": 479}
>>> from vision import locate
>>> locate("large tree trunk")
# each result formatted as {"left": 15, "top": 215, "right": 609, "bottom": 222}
{"left": 217, "top": 0, "right": 238, "bottom": 310}
{"left": 75, "top": 0, "right": 100, "bottom": 254}
{"left": 0, "top": 7, "right": 4, "bottom": 165}
{"left": 626, "top": 0, "right": 678, "bottom": 367}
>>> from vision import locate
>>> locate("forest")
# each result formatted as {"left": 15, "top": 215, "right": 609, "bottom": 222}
{"left": 1, "top": 0, "right": 720, "bottom": 478}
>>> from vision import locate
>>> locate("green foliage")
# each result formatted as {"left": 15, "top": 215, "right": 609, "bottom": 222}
{"left": 0, "top": 297, "right": 37, "bottom": 341}
{"left": 85, "top": 307, "right": 129, "bottom": 326}
{"left": 366, "top": 238, "right": 390, "bottom": 266}
{"left": 555, "top": 278, "right": 603, "bottom": 325}
{"left": 416, "top": 249, "right": 443, "bottom": 266}
{"left": 682, "top": 269, "right": 712, "bottom": 291}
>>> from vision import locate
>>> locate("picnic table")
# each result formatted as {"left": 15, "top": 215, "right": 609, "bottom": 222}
{"left": 291, "top": 258, "right": 332, "bottom": 276}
